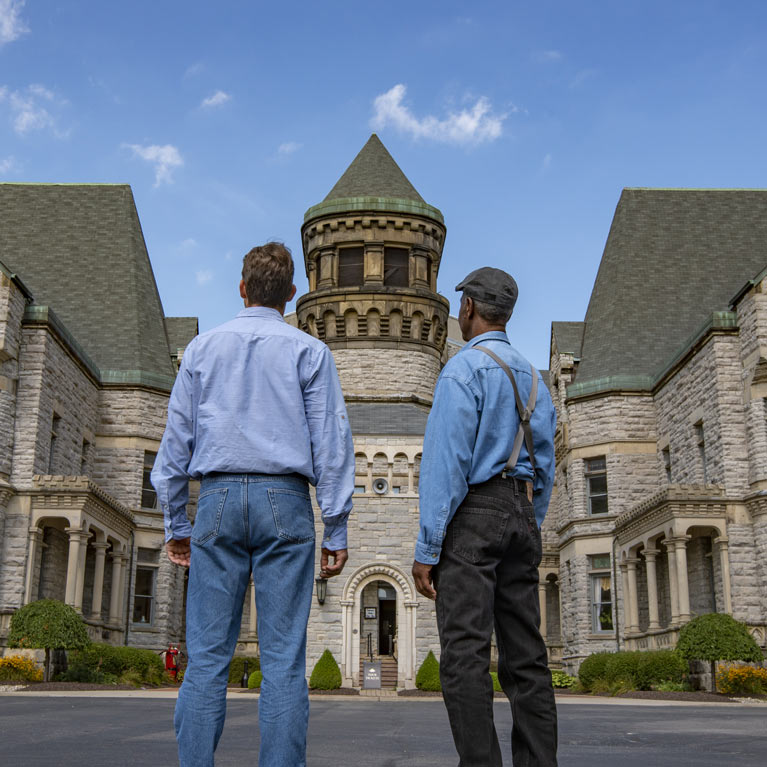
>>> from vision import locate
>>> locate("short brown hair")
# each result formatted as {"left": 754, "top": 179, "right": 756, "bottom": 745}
{"left": 242, "top": 242, "right": 295, "bottom": 307}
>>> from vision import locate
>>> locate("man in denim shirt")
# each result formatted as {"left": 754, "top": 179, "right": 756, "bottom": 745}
{"left": 152, "top": 242, "right": 354, "bottom": 767}
{"left": 413, "top": 267, "right": 558, "bottom": 767}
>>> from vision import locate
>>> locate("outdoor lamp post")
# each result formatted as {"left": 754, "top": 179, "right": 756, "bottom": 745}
{"left": 315, "top": 577, "right": 327, "bottom": 605}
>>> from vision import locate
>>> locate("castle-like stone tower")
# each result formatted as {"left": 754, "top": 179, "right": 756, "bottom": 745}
{"left": 297, "top": 135, "right": 449, "bottom": 402}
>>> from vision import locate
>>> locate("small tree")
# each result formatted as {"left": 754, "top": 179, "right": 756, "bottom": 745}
{"left": 8, "top": 599, "right": 90, "bottom": 681}
{"left": 676, "top": 613, "right": 763, "bottom": 663}
{"left": 309, "top": 649, "right": 342, "bottom": 690}
{"left": 415, "top": 650, "right": 441, "bottom": 691}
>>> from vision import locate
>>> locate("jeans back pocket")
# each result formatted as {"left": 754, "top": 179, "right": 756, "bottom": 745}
{"left": 449, "top": 505, "right": 507, "bottom": 564}
{"left": 191, "top": 487, "right": 228, "bottom": 545}
{"left": 268, "top": 488, "right": 315, "bottom": 543}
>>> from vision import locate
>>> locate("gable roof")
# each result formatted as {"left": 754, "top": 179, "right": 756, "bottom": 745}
{"left": 551, "top": 321, "right": 584, "bottom": 358}
{"left": 575, "top": 189, "right": 767, "bottom": 387}
{"left": 0, "top": 183, "right": 176, "bottom": 388}
{"left": 324, "top": 134, "right": 424, "bottom": 203}
{"left": 165, "top": 317, "right": 199, "bottom": 353}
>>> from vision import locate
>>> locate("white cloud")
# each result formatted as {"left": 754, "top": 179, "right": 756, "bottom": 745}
{"left": 370, "top": 84, "right": 504, "bottom": 145}
{"left": 184, "top": 62, "right": 204, "bottom": 78}
{"left": 0, "top": 154, "right": 17, "bottom": 174}
{"left": 179, "top": 237, "right": 198, "bottom": 250}
{"left": 196, "top": 269, "right": 213, "bottom": 286}
{"left": 0, "top": 0, "right": 28, "bottom": 47}
{"left": 536, "top": 49, "right": 563, "bottom": 63}
{"left": 277, "top": 141, "right": 302, "bottom": 156}
{"left": 123, "top": 143, "right": 184, "bottom": 186}
{"left": 1, "top": 83, "right": 68, "bottom": 137}
{"left": 200, "top": 90, "right": 231, "bottom": 109}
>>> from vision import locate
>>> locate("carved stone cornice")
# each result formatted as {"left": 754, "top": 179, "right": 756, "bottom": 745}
{"left": 744, "top": 490, "right": 767, "bottom": 519}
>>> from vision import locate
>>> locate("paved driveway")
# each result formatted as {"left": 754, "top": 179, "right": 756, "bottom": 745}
{"left": 1, "top": 695, "right": 765, "bottom": 766}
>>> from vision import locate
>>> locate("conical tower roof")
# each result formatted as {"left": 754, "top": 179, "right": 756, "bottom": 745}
{"left": 324, "top": 134, "right": 424, "bottom": 203}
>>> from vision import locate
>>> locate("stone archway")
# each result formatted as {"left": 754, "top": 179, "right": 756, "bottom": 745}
{"left": 341, "top": 562, "right": 418, "bottom": 689}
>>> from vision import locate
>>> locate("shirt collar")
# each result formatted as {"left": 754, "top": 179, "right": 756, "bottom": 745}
{"left": 465, "top": 330, "right": 510, "bottom": 349}
{"left": 236, "top": 306, "right": 285, "bottom": 322}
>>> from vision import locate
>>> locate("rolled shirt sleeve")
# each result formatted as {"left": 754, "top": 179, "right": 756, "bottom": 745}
{"left": 415, "top": 374, "right": 479, "bottom": 565}
{"left": 303, "top": 346, "right": 355, "bottom": 550}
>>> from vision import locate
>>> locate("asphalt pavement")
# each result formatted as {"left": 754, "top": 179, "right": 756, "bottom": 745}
{"left": 1, "top": 695, "right": 766, "bottom": 766}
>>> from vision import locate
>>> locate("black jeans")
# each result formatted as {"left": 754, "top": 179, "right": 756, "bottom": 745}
{"left": 433, "top": 475, "right": 558, "bottom": 767}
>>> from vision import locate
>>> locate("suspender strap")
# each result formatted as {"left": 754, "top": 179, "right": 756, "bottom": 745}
{"left": 474, "top": 345, "right": 538, "bottom": 474}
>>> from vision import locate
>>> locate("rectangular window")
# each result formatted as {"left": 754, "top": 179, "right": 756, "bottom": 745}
{"left": 48, "top": 413, "right": 60, "bottom": 474}
{"left": 383, "top": 247, "right": 409, "bottom": 287}
{"left": 585, "top": 457, "right": 608, "bottom": 515}
{"left": 141, "top": 452, "right": 158, "bottom": 509}
{"left": 662, "top": 446, "right": 671, "bottom": 483}
{"left": 695, "top": 421, "right": 707, "bottom": 483}
{"left": 590, "top": 572, "right": 614, "bottom": 633}
{"left": 132, "top": 567, "right": 156, "bottom": 624}
{"left": 353, "top": 485, "right": 366, "bottom": 494}
{"left": 338, "top": 247, "right": 364, "bottom": 287}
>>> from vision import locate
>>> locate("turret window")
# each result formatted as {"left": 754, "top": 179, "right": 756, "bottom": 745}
{"left": 338, "top": 247, "right": 364, "bottom": 287}
{"left": 384, "top": 247, "right": 409, "bottom": 287}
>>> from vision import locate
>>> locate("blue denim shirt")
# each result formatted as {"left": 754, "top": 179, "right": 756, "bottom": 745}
{"left": 152, "top": 307, "right": 355, "bottom": 550}
{"left": 415, "top": 331, "right": 556, "bottom": 564}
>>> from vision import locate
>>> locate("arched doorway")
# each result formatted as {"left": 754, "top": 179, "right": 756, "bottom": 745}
{"left": 341, "top": 563, "right": 417, "bottom": 689}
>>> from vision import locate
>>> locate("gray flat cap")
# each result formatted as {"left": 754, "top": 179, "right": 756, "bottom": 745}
{"left": 455, "top": 267, "right": 518, "bottom": 312}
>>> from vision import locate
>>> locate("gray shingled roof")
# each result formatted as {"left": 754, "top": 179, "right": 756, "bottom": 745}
{"left": 551, "top": 322, "right": 584, "bottom": 358}
{"left": 347, "top": 402, "right": 430, "bottom": 436}
{"left": 576, "top": 189, "right": 767, "bottom": 385}
{"left": 324, "top": 134, "right": 425, "bottom": 203}
{"left": 0, "top": 184, "right": 175, "bottom": 386}
{"left": 165, "top": 317, "right": 199, "bottom": 353}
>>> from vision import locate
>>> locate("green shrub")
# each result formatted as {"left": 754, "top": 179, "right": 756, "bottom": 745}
{"left": 676, "top": 614, "right": 763, "bottom": 663}
{"left": 654, "top": 680, "right": 690, "bottom": 692}
{"left": 634, "top": 650, "right": 688, "bottom": 690}
{"left": 247, "top": 670, "right": 263, "bottom": 689}
{"left": 578, "top": 652, "right": 612, "bottom": 691}
{"left": 604, "top": 651, "right": 641, "bottom": 686}
{"left": 716, "top": 664, "right": 767, "bottom": 696}
{"left": 67, "top": 643, "right": 163, "bottom": 682}
{"left": 309, "top": 649, "right": 342, "bottom": 690}
{"left": 229, "top": 655, "right": 260, "bottom": 684}
{"left": 550, "top": 669, "right": 577, "bottom": 689}
{"left": 415, "top": 651, "right": 441, "bottom": 691}
{"left": 0, "top": 655, "right": 44, "bottom": 682}
{"left": 490, "top": 671, "right": 502, "bottom": 692}
{"left": 8, "top": 599, "right": 90, "bottom": 681}
{"left": 58, "top": 661, "right": 106, "bottom": 684}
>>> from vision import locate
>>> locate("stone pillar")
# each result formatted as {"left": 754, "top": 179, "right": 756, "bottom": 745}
{"left": 363, "top": 242, "right": 384, "bottom": 285}
{"left": 387, "top": 462, "right": 393, "bottom": 493}
{"left": 64, "top": 528, "right": 86, "bottom": 608}
{"left": 410, "top": 246, "right": 430, "bottom": 289}
{"left": 626, "top": 558, "right": 640, "bottom": 633}
{"left": 642, "top": 548, "right": 661, "bottom": 631}
{"left": 366, "top": 461, "right": 373, "bottom": 493}
{"left": 666, "top": 542, "right": 680, "bottom": 625}
{"left": 90, "top": 542, "right": 109, "bottom": 621}
{"left": 24, "top": 526, "right": 43, "bottom": 604}
{"left": 248, "top": 580, "right": 257, "bottom": 637}
{"left": 74, "top": 531, "right": 90, "bottom": 613}
{"left": 108, "top": 551, "right": 126, "bottom": 625}
{"left": 407, "top": 463, "right": 415, "bottom": 495}
{"left": 619, "top": 563, "right": 633, "bottom": 636}
{"left": 538, "top": 582, "right": 548, "bottom": 642}
{"left": 672, "top": 537, "right": 691, "bottom": 623}
{"left": 341, "top": 598, "right": 355, "bottom": 686}
{"left": 317, "top": 248, "right": 336, "bottom": 289}
{"left": 715, "top": 537, "right": 733, "bottom": 614}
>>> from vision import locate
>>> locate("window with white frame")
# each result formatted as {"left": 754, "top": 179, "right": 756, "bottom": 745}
{"left": 141, "top": 452, "right": 158, "bottom": 509}
{"left": 132, "top": 548, "right": 159, "bottom": 625}
{"left": 589, "top": 554, "right": 613, "bottom": 633}
{"left": 585, "top": 457, "right": 608, "bottom": 515}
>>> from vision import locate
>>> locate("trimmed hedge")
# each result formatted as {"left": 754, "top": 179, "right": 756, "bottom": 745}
{"left": 578, "top": 652, "right": 612, "bottom": 691}
{"left": 416, "top": 651, "right": 441, "bottom": 691}
{"left": 635, "top": 650, "right": 687, "bottom": 691}
{"left": 309, "top": 649, "right": 342, "bottom": 690}
{"left": 676, "top": 614, "right": 763, "bottom": 663}
{"left": 247, "top": 670, "right": 263, "bottom": 689}
{"left": 66, "top": 643, "right": 163, "bottom": 682}
{"left": 604, "top": 651, "right": 641, "bottom": 685}
{"left": 229, "top": 656, "right": 260, "bottom": 684}
{"left": 490, "top": 671, "right": 502, "bottom": 692}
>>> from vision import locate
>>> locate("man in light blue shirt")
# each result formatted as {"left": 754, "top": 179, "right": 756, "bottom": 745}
{"left": 412, "top": 267, "right": 558, "bottom": 767}
{"left": 152, "top": 242, "right": 354, "bottom": 767}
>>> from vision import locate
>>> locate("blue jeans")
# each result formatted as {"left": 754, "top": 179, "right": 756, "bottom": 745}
{"left": 175, "top": 473, "right": 316, "bottom": 767}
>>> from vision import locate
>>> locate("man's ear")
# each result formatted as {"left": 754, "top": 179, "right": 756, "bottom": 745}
{"left": 239, "top": 279, "right": 248, "bottom": 301}
{"left": 287, "top": 284, "right": 297, "bottom": 302}
{"left": 464, "top": 296, "right": 475, "bottom": 319}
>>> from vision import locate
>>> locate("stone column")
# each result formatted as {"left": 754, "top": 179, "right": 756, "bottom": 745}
{"left": 715, "top": 537, "right": 733, "bottom": 614}
{"left": 74, "top": 531, "right": 90, "bottom": 613}
{"left": 64, "top": 528, "right": 86, "bottom": 608}
{"left": 366, "top": 461, "right": 373, "bottom": 493}
{"left": 626, "top": 558, "right": 640, "bottom": 633}
{"left": 671, "top": 537, "right": 691, "bottom": 623}
{"left": 341, "top": 598, "right": 355, "bottom": 687}
{"left": 363, "top": 242, "right": 384, "bottom": 285}
{"left": 317, "top": 248, "right": 336, "bottom": 289}
{"left": 666, "top": 542, "right": 680, "bottom": 625}
{"left": 108, "top": 551, "right": 125, "bottom": 625}
{"left": 410, "top": 246, "right": 430, "bottom": 289}
{"left": 619, "top": 562, "right": 633, "bottom": 636}
{"left": 248, "top": 580, "right": 258, "bottom": 637}
{"left": 90, "top": 542, "right": 109, "bottom": 621}
{"left": 24, "top": 526, "right": 44, "bottom": 604}
{"left": 642, "top": 548, "right": 661, "bottom": 631}
{"left": 538, "top": 582, "right": 548, "bottom": 642}
{"left": 407, "top": 463, "right": 415, "bottom": 495}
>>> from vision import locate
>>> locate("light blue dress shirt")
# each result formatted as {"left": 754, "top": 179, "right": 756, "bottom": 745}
{"left": 152, "top": 307, "right": 355, "bottom": 550}
{"left": 415, "top": 331, "right": 556, "bottom": 564}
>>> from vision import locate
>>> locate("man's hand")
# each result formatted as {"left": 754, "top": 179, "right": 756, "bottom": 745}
{"left": 412, "top": 561, "right": 436, "bottom": 600}
{"left": 320, "top": 547, "right": 348, "bottom": 578}
{"left": 166, "top": 537, "right": 191, "bottom": 567}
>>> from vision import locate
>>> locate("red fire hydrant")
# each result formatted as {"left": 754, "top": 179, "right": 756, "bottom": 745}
{"left": 162, "top": 644, "right": 181, "bottom": 680}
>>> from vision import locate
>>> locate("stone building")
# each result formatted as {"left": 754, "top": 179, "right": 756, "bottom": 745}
{"left": 2, "top": 149, "right": 766, "bottom": 685}
{"left": 547, "top": 189, "right": 767, "bottom": 671}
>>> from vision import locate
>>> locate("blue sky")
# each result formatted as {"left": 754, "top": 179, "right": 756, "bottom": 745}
{"left": 1, "top": 1, "right": 766, "bottom": 367}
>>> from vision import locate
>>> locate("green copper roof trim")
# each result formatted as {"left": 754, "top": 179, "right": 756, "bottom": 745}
{"left": 23, "top": 305, "right": 101, "bottom": 381}
{"left": 304, "top": 196, "right": 444, "bottom": 225}
{"left": 567, "top": 311, "right": 738, "bottom": 400}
